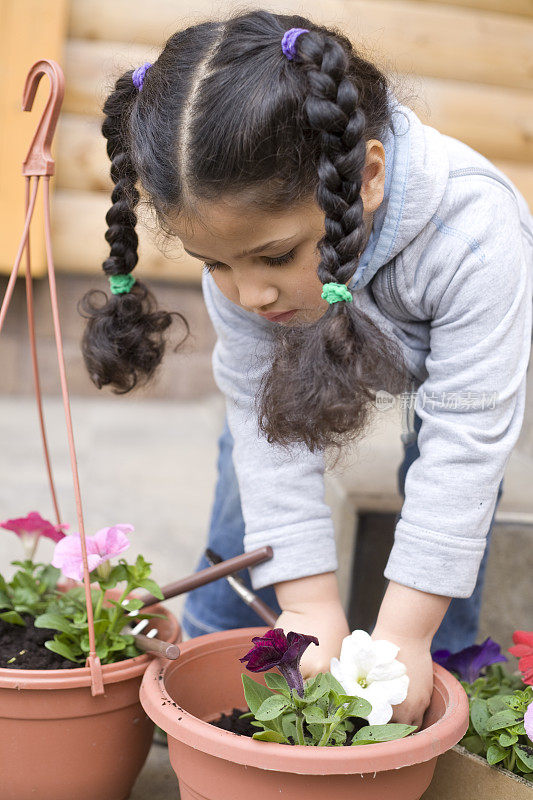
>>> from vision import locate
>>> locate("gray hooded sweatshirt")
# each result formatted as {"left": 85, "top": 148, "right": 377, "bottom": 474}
{"left": 201, "top": 100, "right": 533, "bottom": 598}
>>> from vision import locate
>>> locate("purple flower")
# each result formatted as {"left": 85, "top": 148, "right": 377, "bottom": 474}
{"left": 240, "top": 628, "right": 319, "bottom": 697}
{"left": 433, "top": 637, "right": 507, "bottom": 684}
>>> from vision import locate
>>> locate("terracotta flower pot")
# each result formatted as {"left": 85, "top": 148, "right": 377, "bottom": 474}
{"left": 0, "top": 601, "right": 180, "bottom": 800}
{"left": 140, "top": 627, "right": 470, "bottom": 800}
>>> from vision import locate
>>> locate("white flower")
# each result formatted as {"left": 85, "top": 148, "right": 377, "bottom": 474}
{"left": 330, "top": 629, "right": 409, "bottom": 725}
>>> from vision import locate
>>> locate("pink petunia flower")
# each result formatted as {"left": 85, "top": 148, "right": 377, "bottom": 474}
{"left": 1, "top": 511, "right": 68, "bottom": 560}
{"left": 524, "top": 702, "right": 533, "bottom": 743}
{"left": 525, "top": 702, "right": 533, "bottom": 743}
{"left": 52, "top": 524, "right": 133, "bottom": 581}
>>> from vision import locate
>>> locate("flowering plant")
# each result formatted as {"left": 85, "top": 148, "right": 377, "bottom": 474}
{"left": 433, "top": 634, "right": 533, "bottom": 778}
{"left": 239, "top": 628, "right": 416, "bottom": 746}
{"left": 0, "top": 513, "right": 163, "bottom": 667}
{"left": 1, "top": 511, "right": 67, "bottom": 560}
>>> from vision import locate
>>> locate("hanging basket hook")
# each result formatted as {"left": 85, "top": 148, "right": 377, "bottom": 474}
{"left": 21, "top": 59, "right": 65, "bottom": 177}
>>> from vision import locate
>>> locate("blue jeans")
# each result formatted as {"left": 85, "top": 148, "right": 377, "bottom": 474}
{"left": 183, "top": 413, "right": 503, "bottom": 654}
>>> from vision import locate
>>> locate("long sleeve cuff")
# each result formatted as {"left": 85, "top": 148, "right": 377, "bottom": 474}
{"left": 245, "top": 520, "right": 338, "bottom": 591}
{"left": 383, "top": 518, "right": 487, "bottom": 599}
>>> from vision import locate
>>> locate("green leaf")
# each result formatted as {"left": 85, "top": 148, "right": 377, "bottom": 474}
{"left": 241, "top": 674, "right": 275, "bottom": 715}
{"left": 321, "top": 672, "right": 348, "bottom": 695}
{"left": 306, "top": 723, "right": 324, "bottom": 742}
{"left": 264, "top": 672, "right": 291, "bottom": 698}
{"left": 0, "top": 610, "right": 26, "bottom": 626}
{"left": 514, "top": 746, "right": 533, "bottom": 771}
{"left": 97, "top": 564, "right": 127, "bottom": 590}
{"left": 461, "top": 734, "right": 485, "bottom": 755}
{"left": 342, "top": 696, "right": 373, "bottom": 719}
{"left": 13, "top": 571, "right": 37, "bottom": 591}
{"left": 281, "top": 714, "right": 297, "bottom": 741}
{"left": 509, "top": 722, "right": 526, "bottom": 736}
{"left": 470, "top": 698, "right": 490, "bottom": 737}
{"left": 255, "top": 694, "right": 289, "bottom": 721}
{"left": 303, "top": 673, "right": 332, "bottom": 703}
{"left": 486, "top": 710, "right": 522, "bottom": 732}
{"left": 487, "top": 695, "right": 514, "bottom": 715}
{"left": 34, "top": 613, "right": 75, "bottom": 635}
{"left": 138, "top": 578, "right": 163, "bottom": 600}
{"left": 330, "top": 727, "right": 347, "bottom": 746}
{"left": 302, "top": 706, "right": 328, "bottom": 724}
{"left": 252, "top": 730, "right": 289, "bottom": 743}
{"left": 486, "top": 743, "right": 507, "bottom": 765}
{"left": 498, "top": 732, "right": 518, "bottom": 747}
{"left": 119, "top": 597, "right": 145, "bottom": 613}
{"left": 44, "top": 639, "right": 80, "bottom": 662}
{"left": 108, "top": 635, "right": 129, "bottom": 652}
{"left": 352, "top": 724, "right": 418, "bottom": 745}
{"left": 37, "top": 564, "right": 60, "bottom": 592}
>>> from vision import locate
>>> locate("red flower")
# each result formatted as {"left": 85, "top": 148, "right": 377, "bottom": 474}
{"left": 1, "top": 512, "right": 68, "bottom": 560}
{"left": 508, "top": 630, "right": 533, "bottom": 686}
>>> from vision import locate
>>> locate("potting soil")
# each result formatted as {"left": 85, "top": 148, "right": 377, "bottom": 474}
{"left": 0, "top": 614, "right": 73, "bottom": 669}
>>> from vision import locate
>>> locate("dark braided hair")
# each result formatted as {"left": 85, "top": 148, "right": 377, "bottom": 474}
{"left": 79, "top": 72, "right": 189, "bottom": 392}
{"left": 81, "top": 9, "right": 410, "bottom": 448}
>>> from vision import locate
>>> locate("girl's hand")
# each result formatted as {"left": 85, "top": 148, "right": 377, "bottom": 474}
{"left": 274, "top": 573, "right": 350, "bottom": 679}
{"left": 371, "top": 626, "right": 434, "bottom": 728}
{"left": 275, "top": 600, "right": 350, "bottom": 679}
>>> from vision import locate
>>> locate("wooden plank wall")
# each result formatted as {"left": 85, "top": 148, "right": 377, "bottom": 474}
{"left": 0, "top": 0, "right": 69, "bottom": 276}
{"left": 42, "top": 1, "right": 533, "bottom": 281}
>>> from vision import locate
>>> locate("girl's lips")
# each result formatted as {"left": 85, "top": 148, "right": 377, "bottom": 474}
{"left": 259, "top": 309, "right": 297, "bottom": 322}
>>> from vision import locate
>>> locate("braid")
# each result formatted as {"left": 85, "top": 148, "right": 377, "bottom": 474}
{"left": 303, "top": 34, "right": 368, "bottom": 286}
{"left": 101, "top": 74, "right": 140, "bottom": 282}
{"left": 257, "top": 30, "right": 409, "bottom": 453}
{"left": 79, "top": 71, "right": 189, "bottom": 393}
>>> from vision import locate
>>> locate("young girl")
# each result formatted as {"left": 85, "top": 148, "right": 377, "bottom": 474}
{"left": 80, "top": 11, "right": 533, "bottom": 727}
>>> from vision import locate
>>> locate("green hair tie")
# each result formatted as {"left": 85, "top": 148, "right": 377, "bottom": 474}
{"left": 321, "top": 282, "right": 353, "bottom": 304}
{"left": 109, "top": 274, "right": 136, "bottom": 295}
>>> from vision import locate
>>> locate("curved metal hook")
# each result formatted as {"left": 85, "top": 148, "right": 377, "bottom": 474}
{"left": 22, "top": 59, "right": 65, "bottom": 177}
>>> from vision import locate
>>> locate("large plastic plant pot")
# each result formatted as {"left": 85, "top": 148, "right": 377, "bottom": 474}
{"left": 140, "top": 627, "right": 470, "bottom": 800}
{"left": 0, "top": 603, "right": 180, "bottom": 800}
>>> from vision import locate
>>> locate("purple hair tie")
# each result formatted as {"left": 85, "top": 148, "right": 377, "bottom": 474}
{"left": 132, "top": 62, "right": 152, "bottom": 91}
{"left": 281, "top": 28, "right": 309, "bottom": 61}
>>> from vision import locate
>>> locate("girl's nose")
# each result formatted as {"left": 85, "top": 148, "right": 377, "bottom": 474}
{"left": 234, "top": 276, "right": 279, "bottom": 312}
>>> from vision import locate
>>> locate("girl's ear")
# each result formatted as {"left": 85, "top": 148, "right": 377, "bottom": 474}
{"left": 360, "top": 140, "right": 386, "bottom": 214}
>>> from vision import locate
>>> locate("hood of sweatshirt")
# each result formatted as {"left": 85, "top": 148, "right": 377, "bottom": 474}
{"left": 349, "top": 100, "right": 450, "bottom": 291}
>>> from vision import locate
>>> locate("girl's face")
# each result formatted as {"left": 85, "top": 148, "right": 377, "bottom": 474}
{"left": 174, "top": 141, "right": 385, "bottom": 326}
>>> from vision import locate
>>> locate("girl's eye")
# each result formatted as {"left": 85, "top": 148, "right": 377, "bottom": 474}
{"left": 264, "top": 248, "right": 296, "bottom": 266}
{"left": 202, "top": 248, "right": 297, "bottom": 274}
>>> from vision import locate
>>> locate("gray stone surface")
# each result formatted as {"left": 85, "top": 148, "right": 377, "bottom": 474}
{"left": 130, "top": 742, "right": 179, "bottom": 800}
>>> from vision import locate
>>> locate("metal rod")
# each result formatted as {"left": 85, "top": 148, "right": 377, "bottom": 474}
{"left": 205, "top": 548, "right": 278, "bottom": 626}
{"left": 135, "top": 546, "right": 273, "bottom": 607}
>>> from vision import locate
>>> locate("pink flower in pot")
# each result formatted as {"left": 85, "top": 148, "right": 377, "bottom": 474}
{"left": 52, "top": 524, "right": 133, "bottom": 581}
{"left": 525, "top": 702, "right": 533, "bottom": 743}
{"left": 1, "top": 511, "right": 68, "bottom": 561}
